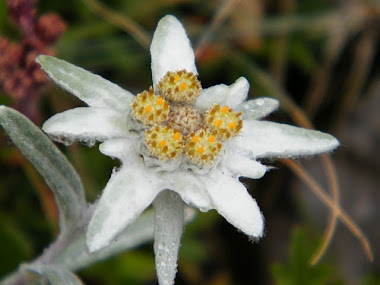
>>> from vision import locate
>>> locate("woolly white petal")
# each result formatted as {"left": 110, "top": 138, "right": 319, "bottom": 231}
{"left": 222, "top": 151, "right": 267, "bottom": 179}
{"left": 99, "top": 138, "right": 140, "bottom": 164}
{"left": 203, "top": 171, "right": 264, "bottom": 237}
{"left": 237, "top": 120, "right": 340, "bottom": 158}
{"left": 43, "top": 107, "right": 130, "bottom": 144}
{"left": 237, "top": 98, "right": 279, "bottom": 120}
{"left": 86, "top": 165, "right": 162, "bottom": 252}
{"left": 165, "top": 171, "right": 212, "bottom": 212}
{"left": 151, "top": 15, "right": 197, "bottom": 89}
{"left": 195, "top": 77, "right": 249, "bottom": 111}
{"left": 43, "top": 107, "right": 130, "bottom": 145}
{"left": 194, "top": 84, "right": 229, "bottom": 111}
{"left": 224, "top": 77, "right": 250, "bottom": 108}
{"left": 101, "top": 140, "right": 212, "bottom": 211}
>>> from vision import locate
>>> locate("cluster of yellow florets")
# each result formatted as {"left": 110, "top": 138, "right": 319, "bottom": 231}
{"left": 157, "top": 70, "right": 201, "bottom": 103}
{"left": 185, "top": 128, "right": 223, "bottom": 166}
{"left": 204, "top": 104, "right": 243, "bottom": 141}
{"left": 144, "top": 125, "right": 184, "bottom": 161}
{"left": 131, "top": 70, "right": 243, "bottom": 166}
{"left": 131, "top": 87, "right": 170, "bottom": 125}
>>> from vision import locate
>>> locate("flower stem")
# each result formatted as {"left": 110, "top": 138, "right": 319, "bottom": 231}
{"left": 153, "top": 190, "right": 185, "bottom": 285}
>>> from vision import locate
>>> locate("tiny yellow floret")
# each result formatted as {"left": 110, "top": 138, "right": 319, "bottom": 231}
{"left": 180, "top": 82, "right": 187, "bottom": 91}
{"left": 221, "top": 106, "right": 229, "bottom": 113}
{"left": 208, "top": 135, "right": 215, "bottom": 143}
{"left": 145, "top": 105, "right": 152, "bottom": 113}
{"left": 157, "top": 97, "right": 164, "bottom": 105}
{"left": 159, "top": 140, "right": 166, "bottom": 147}
{"left": 192, "top": 136, "right": 199, "bottom": 142}
{"left": 228, "top": 122, "right": 236, "bottom": 129}
{"left": 173, "top": 132, "right": 181, "bottom": 140}
{"left": 215, "top": 120, "right": 223, "bottom": 127}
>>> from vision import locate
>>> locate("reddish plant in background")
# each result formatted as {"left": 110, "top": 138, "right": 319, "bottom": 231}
{"left": 0, "top": 0, "right": 66, "bottom": 123}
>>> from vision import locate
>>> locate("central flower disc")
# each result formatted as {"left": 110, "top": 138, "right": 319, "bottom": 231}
{"left": 168, "top": 104, "right": 203, "bottom": 136}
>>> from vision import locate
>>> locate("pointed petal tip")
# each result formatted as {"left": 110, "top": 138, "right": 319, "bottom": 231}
{"left": 239, "top": 209, "right": 265, "bottom": 238}
{"left": 159, "top": 14, "right": 180, "bottom": 24}
{"left": 35, "top": 54, "right": 44, "bottom": 63}
{"left": 35, "top": 54, "right": 53, "bottom": 66}
{"left": 151, "top": 14, "right": 196, "bottom": 88}
{"left": 223, "top": 152, "right": 267, "bottom": 179}
{"left": 315, "top": 131, "right": 340, "bottom": 153}
{"left": 35, "top": 54, "right": 44, "bottom": 65}
{"left": 232, "top": 209, "right": 264, "bottom": 239}
{"left": 254, "top": 216, "right": 265, "bottom": 237}
{"left": 41, "top": 120, "right": 51, "bottom": 132}
{"left": 235, "top": 76, "right": 249, "bottom": 86}
{"left": 239, "top": 120, "right": 340, "bottom": 158}
{"left": 156, "top": 15, "right": 185, "bottom": 34}
{"left": 248, "top": 232, "right": 264, "bottom": 241}
{"left": 225, "top": 77, "right": 250, "bottom": 108}
{"left": 204, "top": 173, "right": 265, "bottom": 239}
{"left": 329, "top": 138, "right": 339, "bottom": 152}
{"left": 0, "top": 105, "right": 6, "bottom": 114}
{"left": 331, "top": 135, "right": 340, "bottom": 147}
{"left": 86, "top": 233, "right": 109, "bottom": 253}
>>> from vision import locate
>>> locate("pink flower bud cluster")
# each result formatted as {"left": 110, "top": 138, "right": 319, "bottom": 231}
{"left": 0, "top": 0, "right": 66, "bottom": 122}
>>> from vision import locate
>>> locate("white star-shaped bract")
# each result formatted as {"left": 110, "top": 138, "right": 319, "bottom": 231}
{"left": 38, "top": 14, "right": 338, "bottom": 275}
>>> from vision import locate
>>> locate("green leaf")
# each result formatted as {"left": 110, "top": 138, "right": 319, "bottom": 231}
{"left": 36, "top": 55, "right": 134, "bottom": 111}
{"left": 0, "top": 106, "right": 85, "bottom": 235}
{"left": 26, "top": 265, "right": 84, "bottom": 285}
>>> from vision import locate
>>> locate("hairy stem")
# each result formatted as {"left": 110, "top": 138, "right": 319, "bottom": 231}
{"left": 153, "top": 190, "right": 185, "bottom": 285}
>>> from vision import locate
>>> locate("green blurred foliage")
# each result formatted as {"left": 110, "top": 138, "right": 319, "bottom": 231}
{"left": 271, "top": 228, "right": 343, "bottom": 285}
{"left": 360, "top": 275, "right": 380, "bottom": 285}
{"left": 81, "top": 250, "right": 156, "bottom": 284}
{"left": 0, "top": 214, "right": 34, "bottom": 277}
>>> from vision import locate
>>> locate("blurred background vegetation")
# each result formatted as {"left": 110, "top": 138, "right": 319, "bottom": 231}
{"left": 0, "top": 0, "right": 379, "bottom": 284}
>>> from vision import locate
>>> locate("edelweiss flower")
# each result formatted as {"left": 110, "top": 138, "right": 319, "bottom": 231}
{"left": 38, "top": 15, "right": 338, "bottom": 284}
